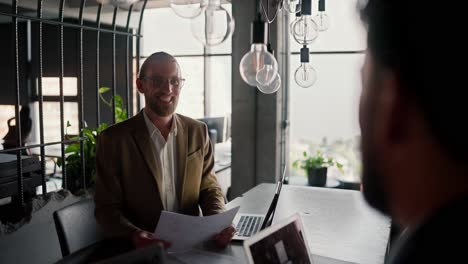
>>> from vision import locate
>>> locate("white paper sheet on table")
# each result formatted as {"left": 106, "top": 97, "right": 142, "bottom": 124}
{"left": 154, "top": 206, "right": 240, "bottom": 252}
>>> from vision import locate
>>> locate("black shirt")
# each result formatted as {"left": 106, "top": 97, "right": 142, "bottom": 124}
{"left": 388, "top": 196, "right": 468, "bottom": 264}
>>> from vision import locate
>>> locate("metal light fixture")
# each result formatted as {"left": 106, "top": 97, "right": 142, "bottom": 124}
{"left": 314, "top": 0, "right": 330, "bottom": 31}
{"left": 257, "top": 44, "right": 281, "bottom": 94}
{"left": 284, "top": 0, "right": 301, "bottom": 13}
{"left": 170, "top": 0, "right": 207, "bottom": 19}
{"left": 294, "top": 45, "right": 317, "bottom": 88}
{"left": 290, "top": 10, "right": 301, "bottom": 33}
{"left": 239, "top": 14, "right": 279, "bottom": 88}
{"left": 291, "top": 0, "right": 318, "bottom": 45}
{"left": 190, "top": 0, "right": 235, "bottom": 47}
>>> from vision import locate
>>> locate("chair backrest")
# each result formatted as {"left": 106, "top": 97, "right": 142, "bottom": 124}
{"left": 53, "top": 198, "right": 105, "bottom": 257}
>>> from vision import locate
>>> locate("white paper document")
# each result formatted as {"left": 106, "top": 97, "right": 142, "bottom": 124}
{"left": 154, "top": 206, "right": 240, "bottom": 252}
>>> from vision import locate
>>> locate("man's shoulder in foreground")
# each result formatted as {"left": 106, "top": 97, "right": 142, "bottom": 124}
{"left": 389, "top": 196, "right": 468, "bottom": 264}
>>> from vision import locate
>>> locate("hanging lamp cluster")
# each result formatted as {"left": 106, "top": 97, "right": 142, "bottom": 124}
{"left": 290, "top": 0, "right": 329, "bottom": 88}
{"left": 171, "top": 0, "right": 330, "bottom": 93}
{"left": 170, "top": 0, "right": 235, "bottom": 47}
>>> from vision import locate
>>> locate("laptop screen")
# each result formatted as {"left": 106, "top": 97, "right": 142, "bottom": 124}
{"left": 260, "top": 166, "right": 288, "bottom": 229}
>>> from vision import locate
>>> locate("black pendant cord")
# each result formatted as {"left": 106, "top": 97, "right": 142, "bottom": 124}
{"left": 255, "top": 0, "right": 260, "bottom": 15}
{"left": 266, "top": 0, "right": 273, "bottom": 54}
{"left": 267, "top": 0, "right": 269, "bottom": 18}
{"left": 267, "top": 0, "right": 270, "bottom": 44}
{"left": 260, "top": 0, "right": 280, "bottom": 23}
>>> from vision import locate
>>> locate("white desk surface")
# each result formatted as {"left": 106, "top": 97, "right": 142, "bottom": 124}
{"left": 168, "top": 183, "right": 391, "bottom": 264}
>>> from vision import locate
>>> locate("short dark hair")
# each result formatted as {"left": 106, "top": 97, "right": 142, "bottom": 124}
{"left": 361, "top": 0, "right": 467, "bottom": 161}
{"left": 138, "top": 52, "right": 180, "bottom": 79}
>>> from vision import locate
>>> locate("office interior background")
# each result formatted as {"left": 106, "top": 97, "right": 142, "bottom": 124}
{"left": 0, "top": 0, "right": 369, "bottom": 262}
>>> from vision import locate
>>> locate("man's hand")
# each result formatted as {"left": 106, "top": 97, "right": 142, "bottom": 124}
{"left": 212, "top": 225, "right": 236, "bottom": 248}
{"left": 132, "top": 230, "right": 171, "bottom": 249}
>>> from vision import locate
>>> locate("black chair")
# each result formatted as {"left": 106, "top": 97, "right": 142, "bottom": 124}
{"left": 97, "top": 243, "right": 167, "bottom": 264}
{"left": 53, "top": 198, "right": 105, "bottom": 257}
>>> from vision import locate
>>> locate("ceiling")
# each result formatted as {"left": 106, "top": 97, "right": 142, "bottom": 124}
{"left": 0, "top": 0, "right": 169, "bottom": 26}
{"left": 0, "top": 0, "right": 232, "bottom": 27}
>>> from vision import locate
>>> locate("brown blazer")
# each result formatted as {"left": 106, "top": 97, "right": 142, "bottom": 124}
{"left": 94, "top": 111, "right": 225, "bottom": 238}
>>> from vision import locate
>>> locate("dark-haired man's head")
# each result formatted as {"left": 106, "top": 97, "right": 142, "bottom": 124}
{"left": 359, "top": 0, "right": 468, "bottom": 226}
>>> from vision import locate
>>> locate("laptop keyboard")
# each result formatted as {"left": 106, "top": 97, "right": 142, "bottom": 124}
{"left": 235, "top": 215, "right": 264, "bottom": 237}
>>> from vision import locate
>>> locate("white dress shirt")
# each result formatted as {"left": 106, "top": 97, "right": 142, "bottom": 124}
{"left": 143, "top": 110, "right": 179, "bottom": 212}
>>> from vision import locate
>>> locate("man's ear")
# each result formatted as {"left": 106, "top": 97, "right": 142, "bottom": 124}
{"left": 376, "top": 71, "right": 411, "bottom": 150}
{"left": 136, "top": 78, "right": 144, "bottom": 93}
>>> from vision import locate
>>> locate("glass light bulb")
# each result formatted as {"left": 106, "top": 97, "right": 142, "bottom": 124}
{"left": 191, "top": 1, "right": 235, "bottom": 46}
{"left": 292, "top": 15, "right": 319, "bottom": 45}
{"left": 314, "top": 12, "right": 330, "bottom": 31}
{"left": 284, "top": 0, "right": 301, "bottom": 13}
{"left": 240, "top": 44, "right": 279, "bottom": 87}
{"left": 257, "top": 73, "right": 281, "bottom": 94}
{"left": 256, "top": 64, "right": 277, "bottom": 86}
{"left": 170, "top": 0, "right": 207, "bottom": 19}
{"left": 290, "top": 16, "right": 300, "bottom": 33}
{"left": 294, "top": 63, "right": 317, "bottom": 88}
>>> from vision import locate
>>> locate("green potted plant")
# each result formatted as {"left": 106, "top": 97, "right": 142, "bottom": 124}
{"left": 293, "top": 150, "right": 343, "bottom": 187}
{"left": 57, "top": 88, "right": 127, "bottom": 192}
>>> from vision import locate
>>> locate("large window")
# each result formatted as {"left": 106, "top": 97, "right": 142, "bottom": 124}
{"left": 0, "top": 77, "right": 79, "bottom": 155}
{"left": 25, "top": 77, "right": 79, "bottom": 157}
{"left": 288, "top": 0, "right": 365, "bottom": 183}
{"left": 140, "top": 5, "right": 232, "bottom": 119}
{"left": 0, "top": 106, "right": 15, "bottom": 142}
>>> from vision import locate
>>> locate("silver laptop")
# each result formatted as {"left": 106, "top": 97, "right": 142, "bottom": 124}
{"left": 232, "top": 213, "right": 265, "bottom": 240}
{"left": 232, "top": 167, "right": 287, "bottom": 241}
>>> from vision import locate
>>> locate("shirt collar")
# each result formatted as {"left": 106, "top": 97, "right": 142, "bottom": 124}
{"left": 143, "top": 109, "right": 178, "bottom": 138}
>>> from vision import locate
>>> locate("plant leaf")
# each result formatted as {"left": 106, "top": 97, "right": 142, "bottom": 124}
{"left": 292, "top": 160, "right": 299, "bottom": 169}
{"left": 83, "top": 130, "right": 95, "bottom": 144}
{"left": 97, "top": 123, "right": 109, "bottom": 133}
{"left": 65, "top": 143, "right": 80, "bottom": 153}
{"left": 99, "top": 87, "right": 110, "bottom": 94}
{"left": 114, "top": 95, "right": 123, "bottom": 106}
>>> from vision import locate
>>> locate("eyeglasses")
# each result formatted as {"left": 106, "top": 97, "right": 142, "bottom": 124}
{"left": 140, "top": 76, "right": 186, "bottom": 89}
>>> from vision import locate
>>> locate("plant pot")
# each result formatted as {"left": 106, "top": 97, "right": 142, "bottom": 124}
{"left": 307, "top": 167, "right": 328, "bottom": 187}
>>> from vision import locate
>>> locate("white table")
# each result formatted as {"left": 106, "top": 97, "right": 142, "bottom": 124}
{"left": 170, "top": 183, "right": 391, "bottom": 264}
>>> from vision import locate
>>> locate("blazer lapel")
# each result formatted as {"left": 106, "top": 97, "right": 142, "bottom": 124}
{"left": 175, "top": 114, "right": 188, "bottom": 208}
{"left": 131, "top": 111, "right": 165, "bottom": 209}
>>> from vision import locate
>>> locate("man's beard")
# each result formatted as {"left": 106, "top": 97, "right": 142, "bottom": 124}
{"left": 147, "top": 96, "right": 178, "bottom": 117}
{"left": 361, "top": 140, "right": 390, "bottom": 215}
{"left": 360, "top": 84, "right": 390, "bottom": 215}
